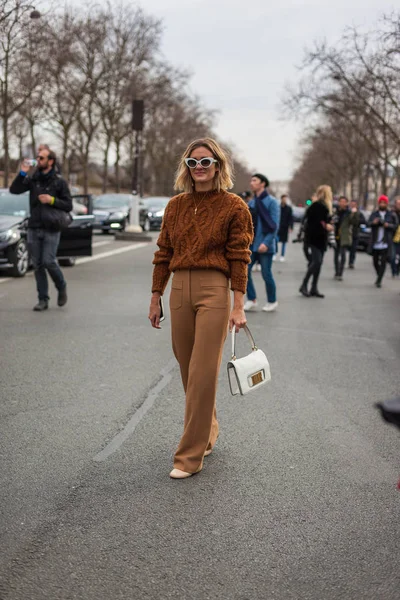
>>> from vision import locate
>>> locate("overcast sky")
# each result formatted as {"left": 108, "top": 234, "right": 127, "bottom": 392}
{"left": 141, "top": 0, "right": 395, "bottom": 181}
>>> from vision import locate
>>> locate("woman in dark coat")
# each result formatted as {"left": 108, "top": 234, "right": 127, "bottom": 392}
{"left": 277, "top": 194, "right": 293, "bottom": 262}
{"left": 299, "top": 185, "right": 333, "bottom": 298}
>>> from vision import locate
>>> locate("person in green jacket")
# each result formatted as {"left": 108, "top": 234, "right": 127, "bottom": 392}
{"left": 333, "top": 196, "right": 358, "bottom": 281}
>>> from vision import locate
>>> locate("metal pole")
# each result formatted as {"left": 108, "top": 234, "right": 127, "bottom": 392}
{"left": 132, "top": 130, "right": 140, "bottom": 196}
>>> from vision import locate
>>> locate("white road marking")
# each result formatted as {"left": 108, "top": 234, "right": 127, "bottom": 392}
{"left": 0, "top": 242, "right": 150, "bottom": 285}
{"left": 76, "top": 242, "right": 149, "bottom": 265}
{"left": 93, "top": 359, "right": 176, "bottom": 462}
{"left": 92, "top": 240, "right": 114, "bottom": 248}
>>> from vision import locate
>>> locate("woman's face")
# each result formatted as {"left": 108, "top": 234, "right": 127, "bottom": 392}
{"left": 188, "top": 146, "right": 218, "bottom": 187}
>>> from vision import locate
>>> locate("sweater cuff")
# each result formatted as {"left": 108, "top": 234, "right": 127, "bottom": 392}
{"left": 230, "top": 260, "right": 248, "bottom": 294}
{"left": 152, "top": 263, "right": 171, "bottom": 294}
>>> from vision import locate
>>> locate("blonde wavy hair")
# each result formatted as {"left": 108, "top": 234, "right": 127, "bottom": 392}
{"left": 316, "top": 185, "right": 333, "bottom": 215}
{"left": 174, "top": 138, "right": 234, "bottom": 193}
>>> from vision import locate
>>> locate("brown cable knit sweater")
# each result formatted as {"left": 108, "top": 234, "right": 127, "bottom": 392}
{"left": 152, "top": 190, "right": 253, "bottom": 295}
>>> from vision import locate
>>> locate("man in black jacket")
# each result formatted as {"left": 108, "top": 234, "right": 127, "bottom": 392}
{"left": 367, "top": 195, "right": 398, "bottom": 288}
{"left": 10, "top": 148, "right": 72, "bottom": 311}
{"left": 277, "top": 194, "right": 293, "bottom": 262}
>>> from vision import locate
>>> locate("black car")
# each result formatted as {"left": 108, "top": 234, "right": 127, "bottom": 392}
{"left": 92, "top": 193, "right": 131, "bottom": 233}
{"left": 357, "top": 210, "right": 370, "bottom": 251}
{"left": 0, "top": 189, "right": 94, "bottom": 277}
{"left": 139, "top": 197, "right": 169, "bottom": 232}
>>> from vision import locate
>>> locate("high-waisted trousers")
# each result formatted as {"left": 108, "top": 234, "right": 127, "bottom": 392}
{"left": 170, "top": 269, "right": 231, "bottom": 473}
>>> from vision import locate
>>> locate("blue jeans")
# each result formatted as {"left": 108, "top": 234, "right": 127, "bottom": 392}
{"left": 27, "top": 229, "right": 66, "bottom": 301}
{"left": 279, "top": 242, "right": 287, "bottom": 257}
{"left": 247, "top": 252, "right": 276, "bottom": 303}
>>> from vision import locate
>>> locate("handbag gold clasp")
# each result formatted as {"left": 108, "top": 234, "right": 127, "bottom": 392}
{"left": 251, "top": 371, "right": 263, "bottom": 385}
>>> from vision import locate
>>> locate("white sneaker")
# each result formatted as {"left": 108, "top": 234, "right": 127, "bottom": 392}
{"left": 272, "top": 255, "right": 277, "bottom": 261}
{"left": 244, "top": 300, "right": 258, "bottom": 311}
{"left": 279, "top": 256, "right": 286, "bottom": 262}
{"left": 262, "top": 301, "right": 278, "bottom": 312}
{"left": 255, "top": 264, "right": 262, "bottom": 271}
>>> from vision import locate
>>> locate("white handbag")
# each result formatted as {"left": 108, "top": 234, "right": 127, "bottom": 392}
{"left": 227, "top": 326, "right": 271, "bottom": 396}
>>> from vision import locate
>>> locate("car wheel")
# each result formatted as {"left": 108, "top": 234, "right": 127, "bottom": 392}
{"left": 9, "top": 239, "right": 29, "bottom": 277}
{"left": 58, "top": 257, "right": 76, "bottom": 267}
{"left": 143, "top": 218, "right": 151, "bottom": 232}
{"left": 102, "top": 229, "right": 110, "bottom": 234}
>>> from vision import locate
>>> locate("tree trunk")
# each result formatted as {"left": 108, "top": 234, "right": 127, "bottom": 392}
{"left": 62, "top": 135, "right": 70, "bottom": 182}
{"left": 3, "top": 116, "right": 9, "bottom": 188}
{"left": 102, "top": 139, "right": 110, "bottom": 193}
{"left": 381, "top": 171, "right": 388, "bottom": 195}
{"left": 29, "top": 121, "right": 36, "bottom": 157}
{"left": 115, "top": 141, "right": 121, "bottom": 193}
{"left": 83, "top": 151, "right": 89, "bottom": 194}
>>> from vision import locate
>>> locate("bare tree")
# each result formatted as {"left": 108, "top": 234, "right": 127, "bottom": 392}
{"left": 285, "top": 12, "right": 400, "bottom": 202}
{"left": 0, "top": 0, "right": 42, "bottom": 184}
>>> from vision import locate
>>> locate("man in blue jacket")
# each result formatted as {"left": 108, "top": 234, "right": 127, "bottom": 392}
{"left": 244, "top": 173, "right": 280, "bottom": 312}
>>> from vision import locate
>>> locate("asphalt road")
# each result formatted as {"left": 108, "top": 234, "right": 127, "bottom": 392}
{"left": 1, "top": 233, "right": 399, "bottom": 600}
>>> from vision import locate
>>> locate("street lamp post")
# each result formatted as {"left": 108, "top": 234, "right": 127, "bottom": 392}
{"left": 116, "top": 99, "right": 151, "bottom": 240}
{"left": 128, "top": 100, "right": 144, "bottom": 230}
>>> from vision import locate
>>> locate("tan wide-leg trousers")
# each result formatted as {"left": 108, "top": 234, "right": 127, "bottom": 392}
{"left": 170, "top": 269, "right": 231, "bottom": 473}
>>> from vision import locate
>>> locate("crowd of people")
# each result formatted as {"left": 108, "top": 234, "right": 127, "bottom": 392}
{"left": 240, "top": 183, "right": 400, "bottom": 304}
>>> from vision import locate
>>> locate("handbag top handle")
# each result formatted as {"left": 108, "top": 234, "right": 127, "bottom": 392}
{"left": 231, "top": 326, "right": 258, "bottom": 360}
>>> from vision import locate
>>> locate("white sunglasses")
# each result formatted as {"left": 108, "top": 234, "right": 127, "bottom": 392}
{"left": 185, "top": 157, "right": 218, "bottom": 169}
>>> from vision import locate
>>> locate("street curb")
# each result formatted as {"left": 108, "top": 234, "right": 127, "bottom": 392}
{"left": 115, "top": 232, "right": 153, "bottom": 242}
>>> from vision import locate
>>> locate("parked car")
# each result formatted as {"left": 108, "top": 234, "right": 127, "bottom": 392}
{"left": 357, "top": 210, "right": 370, "bottom": 251}
{"left": 292, "top": 205, "right": 306, "bottom": 223}
{"left": 92, "top": 193, "right": 131, "bottom": 233}
{"left": 139, "top": 197, "right": 169, "bottom": 231}
{"left": 0, "top": 189, "right": 94, "bottom": 277}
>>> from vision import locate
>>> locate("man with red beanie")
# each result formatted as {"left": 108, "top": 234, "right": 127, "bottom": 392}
{"left": 367, "top": 195, "right": 398, "bottom": 287}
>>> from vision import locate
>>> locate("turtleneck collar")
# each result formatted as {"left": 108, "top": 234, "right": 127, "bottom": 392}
{"left": 191, "top": 189, "right": 219, "bottom": 198}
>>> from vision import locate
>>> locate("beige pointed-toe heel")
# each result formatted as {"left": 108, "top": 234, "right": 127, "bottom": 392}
{"left": 204, "top": 448, "right": 212, "bottom": 457}
{"left": 169, "top": 467, "right": 202, "bottom": 479}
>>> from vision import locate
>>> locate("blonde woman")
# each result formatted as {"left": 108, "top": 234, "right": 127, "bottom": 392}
{"left": 148, "top": 138, "right": 253, "bottom": 479}
{"left": 299, "top": 185, "right": 333, "bottom": 298}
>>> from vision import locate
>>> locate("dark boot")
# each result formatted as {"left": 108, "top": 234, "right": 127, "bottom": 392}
{"left": 299, "top": 283, "right": 310, "bottom": 297}
{"left": 33, "top": 300, "right": 48, "bottom": 311}
{"left": 58, "top": 285, "right": 68, "bottom": 307}
{"left": 310, "top": 290, "right": 325, "bottom": 298}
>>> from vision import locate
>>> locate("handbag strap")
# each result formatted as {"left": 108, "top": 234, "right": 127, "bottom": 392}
{"left": 231, "top": 325, "right": 258, "bottom": 360}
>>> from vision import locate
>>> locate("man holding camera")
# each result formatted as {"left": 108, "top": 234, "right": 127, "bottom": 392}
{"left": 10, "top": 148, "right": 72, "bottom": 311}
{"left": 368, "top": 195, "right": 398, "bottom": 288}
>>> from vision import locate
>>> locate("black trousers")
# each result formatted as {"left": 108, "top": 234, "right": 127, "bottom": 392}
{"left": 372, "top": 248, "right": 388, "bottom": 283}
{"left": 303, "top": 245, "right": 324, "bottom": 291}
{"left": 349, "top": 237, "right": 358, "bottom": 266}
{"left": 303, "top": 242, "right": 312, "bottom": 265}
{"left": 334, "top": 244, "right": 348, "bottom": 276}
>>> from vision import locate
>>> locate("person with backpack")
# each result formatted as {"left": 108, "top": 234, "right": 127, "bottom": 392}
{"left": 10, "top": 148, "right": 72, "bottom": 311}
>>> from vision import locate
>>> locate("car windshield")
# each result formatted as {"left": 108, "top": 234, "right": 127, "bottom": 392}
{"left": 140, "top": 197, "right": 169, "bottom": 208}
{"left": 94, "top": 195, "right": 131, "bottom": 209}
{"left": 0, "top": 191, "right": 30, "bottom": 217}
